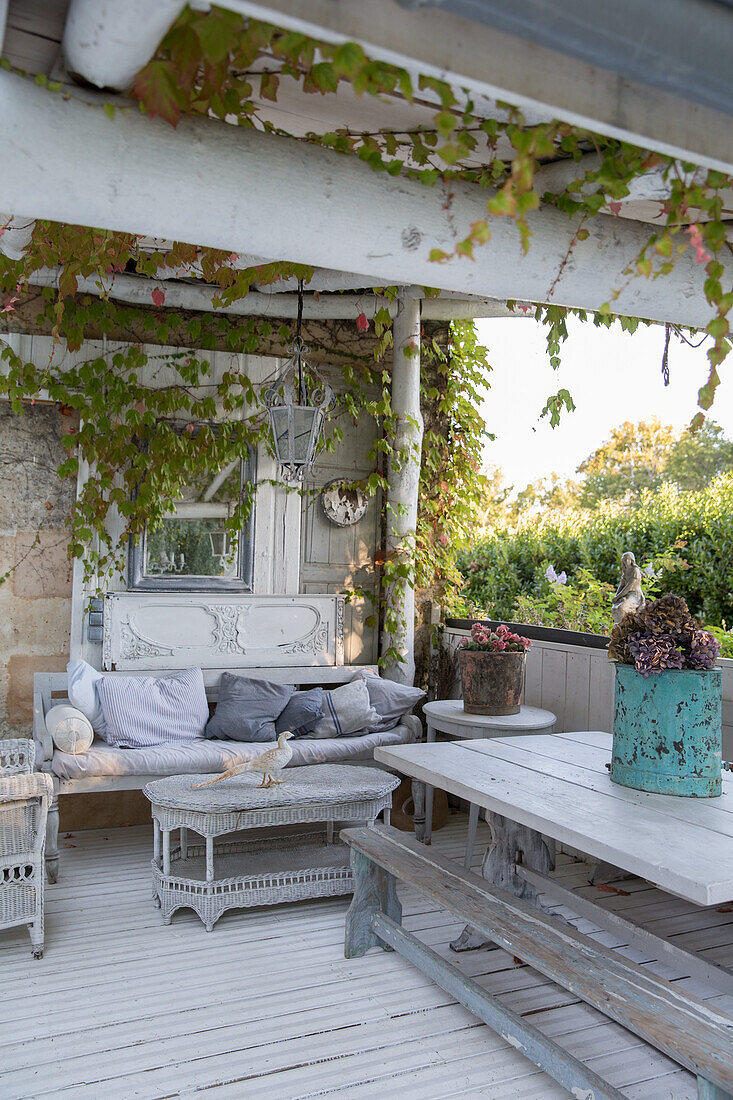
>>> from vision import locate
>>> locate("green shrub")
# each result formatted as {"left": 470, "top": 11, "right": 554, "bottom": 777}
{"left": 459, "top": 474, "right": 733, "bottom": 631}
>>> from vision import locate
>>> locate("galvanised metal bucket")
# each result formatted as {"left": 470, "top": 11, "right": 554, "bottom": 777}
{"left": 458, "top": 649, "right": 525, "bottom": 715}
{"left": 611, "top": 664, "right": 722, "bottom": 797}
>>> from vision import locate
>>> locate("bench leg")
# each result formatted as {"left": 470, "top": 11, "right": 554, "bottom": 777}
{"left": 345, "top": 850, "right": 402, "bottom": 958}
{"left": 451, "top": 811, "right": 554, "bottom": 952}
{"left": 411, "top": 780, "right": 427, "bottom": 843}
{"left": 698, "top": 1077, "right": 733, "bottom": 1099}
{"left": 46, "top": 796, "right": 59, "bottom": 884}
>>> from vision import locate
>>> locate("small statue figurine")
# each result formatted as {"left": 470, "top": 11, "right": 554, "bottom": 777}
{"left": 612, "top": 551, "right": 646, "bottom": 624}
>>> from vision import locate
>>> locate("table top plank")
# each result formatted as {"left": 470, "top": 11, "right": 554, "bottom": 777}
{"left": 374, "top": 741, "right": 733, "bottom": 905}
{"left": 460, "top": 734, "right": 733, "bottom": 837}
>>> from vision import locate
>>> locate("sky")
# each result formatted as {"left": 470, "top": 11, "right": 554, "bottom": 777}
{"left": 474, "top": 316, "right": 733, "bottom": 493}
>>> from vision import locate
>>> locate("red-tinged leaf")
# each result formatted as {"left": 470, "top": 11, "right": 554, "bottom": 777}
{"left": 608, "top": 201, "right": 622, "bottom": 215}
{"left": 594, "top": 883, "right": 630, "bottom": 895}
{"left": 134, "top": 61, "right": 184, "bottom": 127}
{"left": 151, "top": 287, "right": 166, "bottom": 308}
{"left": 356, "top": 311, "right": 369, "bottom": 333}
{"left": 260, "top": 71, "right": 279, "bottom": 102}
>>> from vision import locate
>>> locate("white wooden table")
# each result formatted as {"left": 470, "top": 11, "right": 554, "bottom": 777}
{"left": 376, "top": 730, "right": 733, "bottom": 995}
{"left": 421, "top": 701, "right": 556, "bottom": 867}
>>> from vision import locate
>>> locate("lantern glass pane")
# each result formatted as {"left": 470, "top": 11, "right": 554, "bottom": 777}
{"left": 291, "top": 406, "right": 319, "bottom": 464}
{"left": 268, "top": 406, "right": 292, "bottom": 465}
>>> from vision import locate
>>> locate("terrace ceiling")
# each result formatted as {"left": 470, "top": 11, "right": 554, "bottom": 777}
{"left": 0, "top": 0, "right": 732, "bottom": 329}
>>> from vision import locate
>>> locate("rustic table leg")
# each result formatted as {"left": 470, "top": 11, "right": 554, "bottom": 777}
{"left": 589, "top": 859, "right": 628, "bottom": 885}
{"left": 451, "top": 811, "right": 554, "bottom": 952}
{"left": 412, "top": 779, "right": 427, "bottom": 843}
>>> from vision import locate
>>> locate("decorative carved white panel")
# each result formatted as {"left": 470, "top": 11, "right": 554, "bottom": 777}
{"left": 103, "top": 593, "right": 345, "bottom": 671}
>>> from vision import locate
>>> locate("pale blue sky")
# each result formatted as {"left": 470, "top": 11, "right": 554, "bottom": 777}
{"left": 474, "top": 316, "right": 733, "bottom": 493}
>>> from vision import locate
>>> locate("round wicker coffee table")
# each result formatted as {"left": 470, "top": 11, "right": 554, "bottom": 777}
{"left": 143, "top": 765, "right": 399, "bottom": 931}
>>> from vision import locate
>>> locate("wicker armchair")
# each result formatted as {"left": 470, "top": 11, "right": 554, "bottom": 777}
{"left": 0, "top": 739, "right": 53, "bottom": 958}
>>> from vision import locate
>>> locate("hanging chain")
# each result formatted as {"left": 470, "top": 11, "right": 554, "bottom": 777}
{"left": 297, "top": 277, "right": 305, "bottom": 404}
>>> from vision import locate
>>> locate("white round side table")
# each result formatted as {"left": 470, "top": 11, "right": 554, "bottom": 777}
{"left": 422, "top": 700, "right": 556, "bottom": 867}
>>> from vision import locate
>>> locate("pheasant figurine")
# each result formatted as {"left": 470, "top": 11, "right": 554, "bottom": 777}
{"left": 192, "top": 731, "right": 295, "bottom": 790}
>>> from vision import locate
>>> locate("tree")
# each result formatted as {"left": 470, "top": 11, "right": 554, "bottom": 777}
{"left": 576, "top": 419, "right": 677, "bottom": 508}
{"left": 665, "top": 420, "right": 733, "bottom": 491}
{"left": 476, "top": 466, "right": 514, "bottom": 528}
{"left": 513, "top": 473, "right": 582, "bottom": 518}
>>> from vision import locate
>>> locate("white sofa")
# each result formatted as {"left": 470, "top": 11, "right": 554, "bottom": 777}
{"left": 33, "top": 665, "right": 421, "bottom": 881}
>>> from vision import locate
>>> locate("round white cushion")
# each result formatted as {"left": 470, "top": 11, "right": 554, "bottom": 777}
{"left": 46, "top": 704, "right": 94, "bottom": 755}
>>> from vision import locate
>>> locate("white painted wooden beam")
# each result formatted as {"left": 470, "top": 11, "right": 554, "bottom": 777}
{"left": 62, "top": 0, "right": 185, "bottom": 90}
{"left": 26, "top": 268, "right": 518, "bottom": 320}
{"left": 1, "top": 72, "right": 727, "bottom": 327}
{"left": 0, "top": 214, "right": 35, "bottom": 261}
{"left": 222, "top": 0, "right": 733, "bottom": 174}
{"left": 382, "top": 291, "right": 422, "bottom": 685}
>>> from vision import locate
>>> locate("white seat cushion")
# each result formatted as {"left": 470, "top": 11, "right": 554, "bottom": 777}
{"left": 51, "top": 725, "right": 415, "bottom": 781}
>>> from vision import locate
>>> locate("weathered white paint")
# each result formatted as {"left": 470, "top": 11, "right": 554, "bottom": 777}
{"left": 26, "top": 268, "right": 522, "bottom": 321}
{"left": 0, "top": 213, "right": 35, "bottom": 260}
{"left": 1, "top": 73, "right": 729, "bottom": 327}
{"left": 62, "top": 0, "right": 185, "bottom": 90}
{"left": 225, "top": 0, "right": 733, "bottom": 174}
{"left": 376, "top": 733, "right": 733, "bottom": 905}
{"left": 101, "top": 592, "right": 345, "bottom": 671}
{"left": 382, "top": 293, "right": 422, "bottom": 685}
{"left": 1, "top": 817, "right": 707, "bottom": 1098}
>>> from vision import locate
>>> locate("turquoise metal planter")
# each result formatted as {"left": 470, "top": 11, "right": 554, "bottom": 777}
{"left": 611, "top": 664, "right": 722, "bottom": 797}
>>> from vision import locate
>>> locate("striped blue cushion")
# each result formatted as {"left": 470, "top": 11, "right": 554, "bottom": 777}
{"left": 97, "top": 668, "right": 209, "bottom": 748}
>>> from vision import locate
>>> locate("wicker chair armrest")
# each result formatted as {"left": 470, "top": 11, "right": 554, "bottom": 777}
{"left": 33, "top": 686, "right": 53, "bottom": 766}
{"left": 0, "top": 771, "right": 54, "bottom": 803}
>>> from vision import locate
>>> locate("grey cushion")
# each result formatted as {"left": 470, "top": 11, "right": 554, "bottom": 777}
{"left": 359, "top": 672, "right": 426, "bottom": 733}
{"left": 206, "top": 674, "right": 294, "bottom": 742}
{"left": 276, "top": 687, "right": 323, "bottom": 737}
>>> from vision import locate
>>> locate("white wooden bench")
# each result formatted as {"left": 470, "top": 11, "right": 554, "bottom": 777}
{"left": 342, "top": 824, "right": 733, "bottom": 1100}
{"left": 33, "top": 666, "right": 421, "bottom": 882}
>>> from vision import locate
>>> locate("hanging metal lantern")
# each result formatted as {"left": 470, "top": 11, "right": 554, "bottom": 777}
{"left": 265, "top": 280, "right": 334, "bottom": 481}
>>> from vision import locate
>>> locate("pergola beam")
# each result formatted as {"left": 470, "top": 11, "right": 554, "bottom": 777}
{"left": 222, "top": 0, "right": 733, "bottom": 175}
{"left": 1, "top": 71, "right": 728, "bottom": 328}
{"left": 62, "top": 0, "right": 185, "bottom": 90}
{"left": 26, "top": 268, "right": 520, "bottom": 321}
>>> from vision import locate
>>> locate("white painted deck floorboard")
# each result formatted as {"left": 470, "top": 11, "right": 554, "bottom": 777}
{"left": 2, "top": 813, "right": 732, "bottom": 1099}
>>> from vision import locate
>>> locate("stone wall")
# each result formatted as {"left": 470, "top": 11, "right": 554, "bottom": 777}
{"left": 0, "top": 403, "right": 76, "bottom": 737}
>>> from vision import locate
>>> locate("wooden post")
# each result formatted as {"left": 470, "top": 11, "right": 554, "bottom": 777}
{"left": 382, "top": 291, "right": 422, "bottom": 686}
{"left": 344, "top": 849, "right": 402, "bottom": 958}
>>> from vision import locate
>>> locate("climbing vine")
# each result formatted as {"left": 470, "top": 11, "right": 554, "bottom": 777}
{"left": 0, "top": 4, "right": 731, "bottom": 653}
